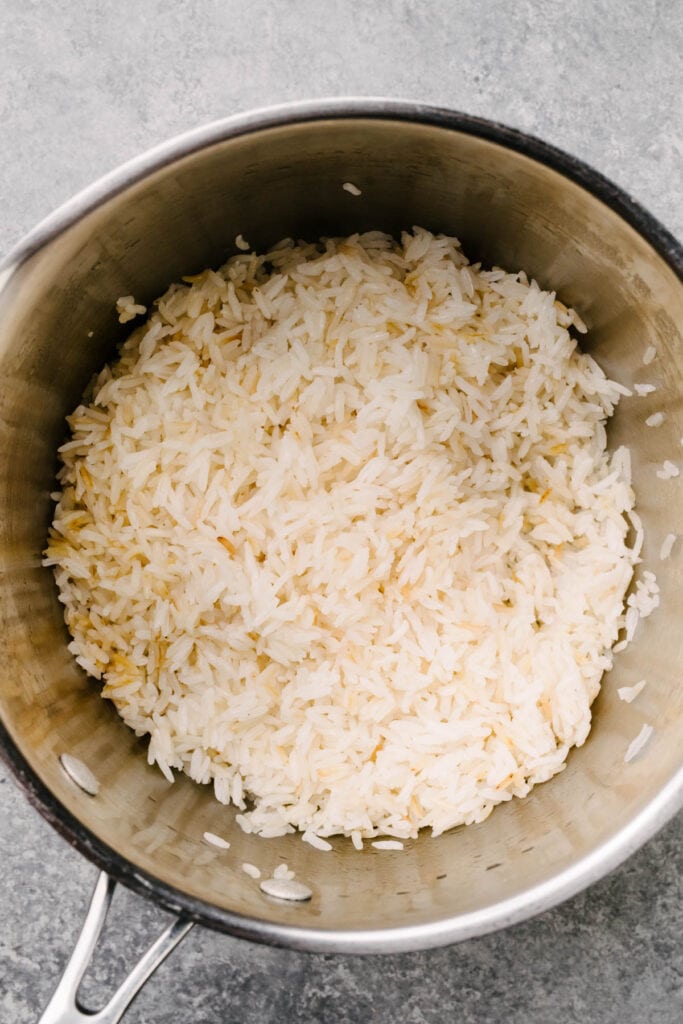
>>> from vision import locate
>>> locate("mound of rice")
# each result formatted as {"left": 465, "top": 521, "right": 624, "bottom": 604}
{"left": 45, "top": 228, "right": 640, "bottom": 842}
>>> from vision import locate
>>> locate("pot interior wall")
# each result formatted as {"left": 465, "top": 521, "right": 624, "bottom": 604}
{"left": 1, "top": 116, "right": 682, "bottom": 948}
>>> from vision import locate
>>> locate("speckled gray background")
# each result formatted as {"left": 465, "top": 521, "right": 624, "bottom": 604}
{"left": 1, "top": 1, "right": 681, "bottom": 1022}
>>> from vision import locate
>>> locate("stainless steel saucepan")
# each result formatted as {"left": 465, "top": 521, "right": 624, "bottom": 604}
{"left": 1, "top": 99, "right": 681, "bottom": 1024}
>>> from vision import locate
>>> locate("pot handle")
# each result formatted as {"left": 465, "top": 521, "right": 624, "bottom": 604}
{"left": 39, "top": 870, "right": 194, "bottom": 1024}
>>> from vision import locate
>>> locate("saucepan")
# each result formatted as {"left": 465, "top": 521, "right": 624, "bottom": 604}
{"left": 1, "top": 99, "right": 681, "bottom": 1024}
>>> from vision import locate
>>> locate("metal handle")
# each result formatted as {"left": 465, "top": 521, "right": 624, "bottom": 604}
{"left": 39, "top": 871, "right": 194, "bottom": 1024}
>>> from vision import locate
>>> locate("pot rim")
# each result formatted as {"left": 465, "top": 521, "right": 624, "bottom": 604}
{"left": 1, "top": 97, "right": 682, "bottom": 953}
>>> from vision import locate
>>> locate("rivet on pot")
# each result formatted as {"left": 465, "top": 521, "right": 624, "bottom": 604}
{"left": 59, "top": 754, "right": 100, "bottom": 796}
{"left": 259, "top": 878, "right": 312, "bottom": 902}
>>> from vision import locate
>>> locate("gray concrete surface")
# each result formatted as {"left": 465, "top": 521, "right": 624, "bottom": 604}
{"left": 1, "top": 1, "right": 681, "bottom": 1021}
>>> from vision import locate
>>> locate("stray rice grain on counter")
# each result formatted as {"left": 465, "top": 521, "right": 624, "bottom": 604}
{"left": 45, "top": 229, "right": 643, "bottom": 843}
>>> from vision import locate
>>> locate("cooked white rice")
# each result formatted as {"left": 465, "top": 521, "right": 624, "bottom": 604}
{"left": 656, "top": 460, "right": 680, "bottom": 480}
{"left": 115, "top": 294, "right": 147, "bottom": 324}
{"left": 45, "top": 228, "right": 641, "bottom": 841}
{"left": 202, "top": 830, "right": 230, "bottom": 849}
{"left": 617, "top": 680, "right": 646, "bottom": 703}
{"left": 624, "top": 723, "right": 653, "bottom": 763}
{"left": 302, "top": 831, "right": 333, "bottom": 851}
{"left": 659, "top": 533, "right": 676, "bottom": 560}
{"left": 273, "top": 863, "right": 296, "bottom": 880}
